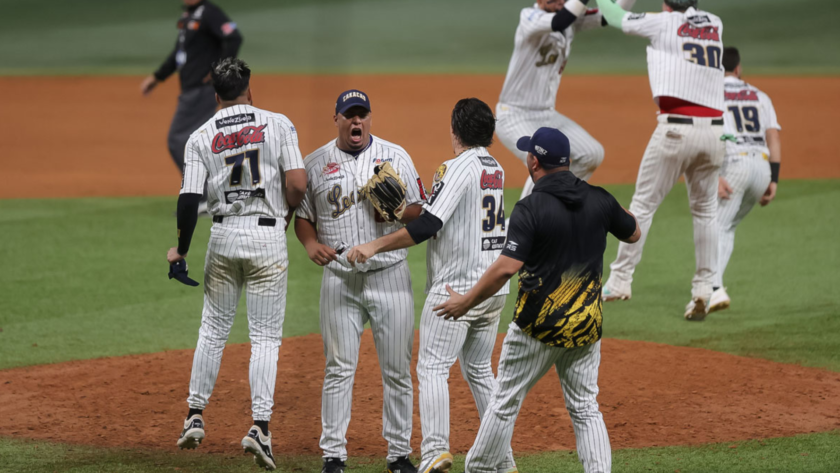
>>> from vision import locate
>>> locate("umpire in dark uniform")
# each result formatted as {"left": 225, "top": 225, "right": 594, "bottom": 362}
{"left": 140, "top": 0, "right": 243, "bottom": 176}
{"left": 434, "top": 128, "right": 641, "bottom": 473}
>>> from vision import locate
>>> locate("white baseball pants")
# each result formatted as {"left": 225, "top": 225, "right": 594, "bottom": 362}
{"left": 607, "top": 114, "right": 725, "bottom": 299}
{"left": 714, "top": 152, "right": 772, "bottom": 288}
{"left": 495, "top": 103, "right": 605, "bottom": 199}
{"left": 417, "top": 294, "right": 516, "bottom": 473}
{"left": 187, "top": 217, "right": 289, "bottom": 422}
{"left": 319, "top": 261, "right": 415, "bottom": 463}
{"left": 465, "top": 323, "right": 609, "bottom": 473}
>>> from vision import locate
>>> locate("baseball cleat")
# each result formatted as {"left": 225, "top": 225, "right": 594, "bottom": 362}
{"left": 420, "top": 452, "right": 453, "bottom": 473}
{"left": 176, "top": 414, "right": 205, "bottom": 449}
{"left": 709, "top": 287, "right": 730, "bottom": 313}
{"left": 322, "top": 457, "right": 346, "bottom": 473}
{"left": 497, "top": 468, "right": 518, "bottom": 473}
{"left": 241, "top": 426, "right": 276, "bottom": 471}
{"left": 602, "top": 286, "right": 630, "bottom": 302}
{"left": 684, "top": 297, "right": 710, "bottom": 321}
{"left": 388, "top": 455, "right": 418, "bottom": 473}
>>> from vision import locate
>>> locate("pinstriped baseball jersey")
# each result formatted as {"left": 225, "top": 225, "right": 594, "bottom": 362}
{"left": 498, "top": 6, "right": 604, "bottom": 111}
{"left": 181, "top": 104, "right": 304, "bottom": 218}
{"left": 621, "top": 7, "right": 725, "bottom": 111}
{"left": 423, "top": 147, "right": 509, "bottom": 297}
{"left": 723, "top": 76, "right": 781, "bottom": 158}
{"left": 296, "top": 135, "right": 425, "bottom": 272}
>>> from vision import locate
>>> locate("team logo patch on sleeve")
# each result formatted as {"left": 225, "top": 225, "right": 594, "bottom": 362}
{"left": 505, "top": 240, "right": 519, "bottom": 252}
{"left": 221, "top": 22, "right": 237, "bottom": 35}
{"left": 433, "top": 164, "right": 448, "bottom": 183}
{"left": 481, "top": 237, "right": 506, "bottom": 251}
{"left": 627, "top": 12, "right": 646, "bottom": 20}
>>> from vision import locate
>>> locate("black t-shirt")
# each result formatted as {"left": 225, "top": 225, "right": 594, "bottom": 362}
{"left": 154, "top": 1, "right": 243, "bottom": 91}
{"left": 501, "top": 171, "right": 636, "bottom": 348}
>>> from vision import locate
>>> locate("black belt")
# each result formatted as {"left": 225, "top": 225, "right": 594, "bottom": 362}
{"left": 212, "top": 216, "right": 277, "bottom": 227}
{"left": 668, "top": 116, "right": 724, "bottom": 126}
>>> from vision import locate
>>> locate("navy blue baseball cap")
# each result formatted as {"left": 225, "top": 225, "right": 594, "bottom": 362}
{"left": 516, "top": 127, "right": 571, "bottom": 168}
{"left": 335, "top": 89, "right": 372, "bottom": 115}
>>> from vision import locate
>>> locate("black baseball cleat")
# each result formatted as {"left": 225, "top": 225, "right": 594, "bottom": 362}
{"left": 388, "top": 456, "right": 418, "bottom": 473}
{"left": 241, "top": 426, "right": 276, "bottom": 471}
{"left": 322, "top": 457, "right": 346, "bottom": 473}
{"left": 176, "top": 414, "right": 205, "bottom": 449}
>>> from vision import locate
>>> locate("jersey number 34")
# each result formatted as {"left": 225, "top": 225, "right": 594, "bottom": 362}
{"left": 482, "top": 195, "right": 505, "bottom": 232}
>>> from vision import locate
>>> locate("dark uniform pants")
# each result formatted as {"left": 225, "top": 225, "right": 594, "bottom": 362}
{"left": 168, "top": 84, "right": 218, "bottom": 174}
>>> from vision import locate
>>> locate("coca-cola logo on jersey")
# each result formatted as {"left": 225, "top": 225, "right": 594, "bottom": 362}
{"left": 480, "top": 170, "right": 503, "bottom": 190}
{"left": 212, "top": 125, "right": 267, "bottom": 154}
{"left": 677, "top": 24, "right": 720, "bottom": 41}
{"left": 725, "top": 90, "right": 759, "bottom": 101}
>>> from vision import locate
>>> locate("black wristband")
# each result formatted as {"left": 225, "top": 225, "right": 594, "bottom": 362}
{"left": 177, "top": 193, "right": 202, "bottom": 255}
{"left": 770, "top": 162, "right": 780, "bottom": 183}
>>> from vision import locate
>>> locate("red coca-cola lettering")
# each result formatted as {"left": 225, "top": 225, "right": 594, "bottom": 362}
{"left": 725, "top": 90, "right": 759, "bottom": 101}
{"left": 480, "top": 170, "right": 503, "bottom": 190}
{"left": 677, "top": 24, "right": 720, "bottom": 41}
{"left": 212, "top": 125, "right": 267, "bottom": 154}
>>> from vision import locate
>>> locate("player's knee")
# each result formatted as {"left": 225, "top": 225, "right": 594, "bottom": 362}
{"left": 566, "top": 401, "right": 602, "bottom": 422}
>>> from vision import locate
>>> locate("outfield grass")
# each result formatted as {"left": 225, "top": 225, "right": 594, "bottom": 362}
{"left": 2, "top": 431, "right": 838, "bottom": 473}
{"left": 1, "top": 0, "right": 838, "bottom": 75}
{"left": 1, "top": 179, "right": 838, "bottom": 371}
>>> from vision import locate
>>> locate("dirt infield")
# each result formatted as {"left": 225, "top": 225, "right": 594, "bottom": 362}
{"left": 2, "top": 332, "right": 839, "bottom": 455}
{"left": 0, "top": 75, "right": 837, "bottom": 199}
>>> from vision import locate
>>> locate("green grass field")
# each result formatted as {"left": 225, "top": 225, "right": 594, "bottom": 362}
{"left": 2, "top": 0, "right": 838, "bottom": 75}
{"left": 1, "top": 180, "right": 839, "bottom": 472}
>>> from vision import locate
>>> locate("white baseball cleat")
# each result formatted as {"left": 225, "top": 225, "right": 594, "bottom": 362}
{"left": 602, "top": 286, "right": 631, "bottom": 302}
{"left": 176, "top": 414, "right": 205, "bottom": 449}
{"left": 684, "top": 296, "right": 710, "bottom": 322}
{"left": 709, "top": 287, "right": 730, "bottom": 313}
{"left": 419, "top": 452, "right": 453, "bottom": 473}
{"left": 241, "top": 426, "right": 276, "bottom": 471}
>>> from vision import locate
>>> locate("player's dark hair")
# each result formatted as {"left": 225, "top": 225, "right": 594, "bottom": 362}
{"left": 664, "top": 0, "right": 696, "bottom": 12}
{"left": 451, "top": 98, "right": 495, "bottom": 148}
{"left": 211, "top": 57, "right": 251, "bottom": 101}
{"left": 722, "top": 47, "right": 741, "bottom": 73}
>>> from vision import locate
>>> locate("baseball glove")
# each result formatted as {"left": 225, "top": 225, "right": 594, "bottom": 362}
{"left": 360, "top": 162, "right": 407, "bottom": 222}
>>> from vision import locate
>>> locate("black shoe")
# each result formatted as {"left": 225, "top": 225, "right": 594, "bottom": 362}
{"left": 322, "top": 457, "right": 346, "bottom": 473}
{"left": 176, "top": 414, "right": 205, "bottom": 449}
{"left": 388, "top": 456, "right": 417, "bottom": 473}
{"left": 241, "top": 426, "right": 276, "bottom": 471}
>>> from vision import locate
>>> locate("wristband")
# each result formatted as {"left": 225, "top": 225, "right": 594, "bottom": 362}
{"left": 770, "top": 162, "right": 780, "bottom": 183}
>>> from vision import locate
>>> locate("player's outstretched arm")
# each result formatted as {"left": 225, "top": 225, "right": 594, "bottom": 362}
{"left": 346, "top": 210, "right": 443, "bottom": 266}
{"left": 596, "top": 0, "right": 628, "bottom": 29}
{"left": 433, "top": 256, "right": 524, "bottom": 320}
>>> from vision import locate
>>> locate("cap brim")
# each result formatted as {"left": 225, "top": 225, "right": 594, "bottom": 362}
{"left": 516, "top": 136, "right": 531, "bottom": 152}
{"left": 336, "top": 103, "right": 371, "bottom": 115}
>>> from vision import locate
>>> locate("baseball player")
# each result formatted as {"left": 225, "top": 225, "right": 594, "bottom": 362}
{"left": 709, "top": 47, "right": 782, "bottom": 312}
{"left": 166, "top": 58, "right": 306, "bottom": 471}
{"left": 346, "top": 98, "right": 517, "bottom": 473}
{"left": 294, "top": 90, "right": 425, "bottom": 473}
{"left": 496, "top": 0, "right": 638, "bottom": 199}
{"left": 141, "top": 0, "right": 243, "bottom": 207}
{"left": 597, "top": 0, "right": 727, "bottom": 320}
{"left": 434, "top": 128, "right": 640, "bottom": 473}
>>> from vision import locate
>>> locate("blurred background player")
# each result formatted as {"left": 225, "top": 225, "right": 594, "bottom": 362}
{"left": 141, "top": 0, "right": 243, "bottom": 208}
{"left": 598, "top": 0, "right": 726, "bottom": 321}
{"left": 345, "top": 98, "right": 517, "bottom": 473}
{"left": 294, "top": 90, "right": 425, "bottom": 473}
{"left": 495, "top": 0, "right": 638, "bottom": 199}
{"left": 710, "top": 47, "right": 783, "bottom": 312}
{"left": 166, "top": 58, "right": 306, "bottom": 471}
{"left": 433, "top": 128, "right": 640, "bottom": 473}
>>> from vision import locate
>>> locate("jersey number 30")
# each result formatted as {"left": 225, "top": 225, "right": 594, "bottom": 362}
{"left": 225, "top": 149, "right": 261, "bottom": 186}
{"left": 482, "top": 196, "right": 505, "bottom": 232}
{"left": 683, "top": 43, "right": 722, "bottom": 69}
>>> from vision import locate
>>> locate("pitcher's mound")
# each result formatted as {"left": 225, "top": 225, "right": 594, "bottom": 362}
{"left": 2, "top": 333, "right": 839, "bottom": 456}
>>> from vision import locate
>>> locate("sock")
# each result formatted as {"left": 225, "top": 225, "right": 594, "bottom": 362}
{"left": 713, "top": 286, "right": 720, "bottom": 292}
{"left": 255, "top": 420, "right": 269, "bottom": 436}
{"left": 187, "top": 408, "right": 203, "bottom": 419}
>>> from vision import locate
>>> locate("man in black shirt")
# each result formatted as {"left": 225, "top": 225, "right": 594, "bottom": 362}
{"left": 140, "top": 0, "right": 243, "bottom": 181}
{"left": 434, "top": 127, "right": 640, "bottom": 473}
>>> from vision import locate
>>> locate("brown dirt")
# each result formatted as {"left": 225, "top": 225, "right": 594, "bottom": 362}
{"left": 2, "top": 332, "right": 839, "bottom": 455}
{"left": 0, "top": 76, "right": 837, "bottom": 199}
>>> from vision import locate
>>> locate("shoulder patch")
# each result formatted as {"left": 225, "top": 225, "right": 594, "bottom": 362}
{"left": 627, "top": 12, "right": 646, "bottom": 20}
{"left": 433, "top": 164, "right": 448, "bottom": 183}
{"left": 477, "top": 156, "right": 498, "bottom": 167}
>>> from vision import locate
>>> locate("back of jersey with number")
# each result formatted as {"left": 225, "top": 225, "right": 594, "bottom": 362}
{"left": 723, "top": 77, "right": 781, "bottom": 157}
{"left": 423, "top": 148, "right": 508, "bottom": 296}
{"left": 622, "top": 7, "right": 724, "bottom": 111}
{"left": 181, "top": 104, "right": 304, "bottom": 218}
